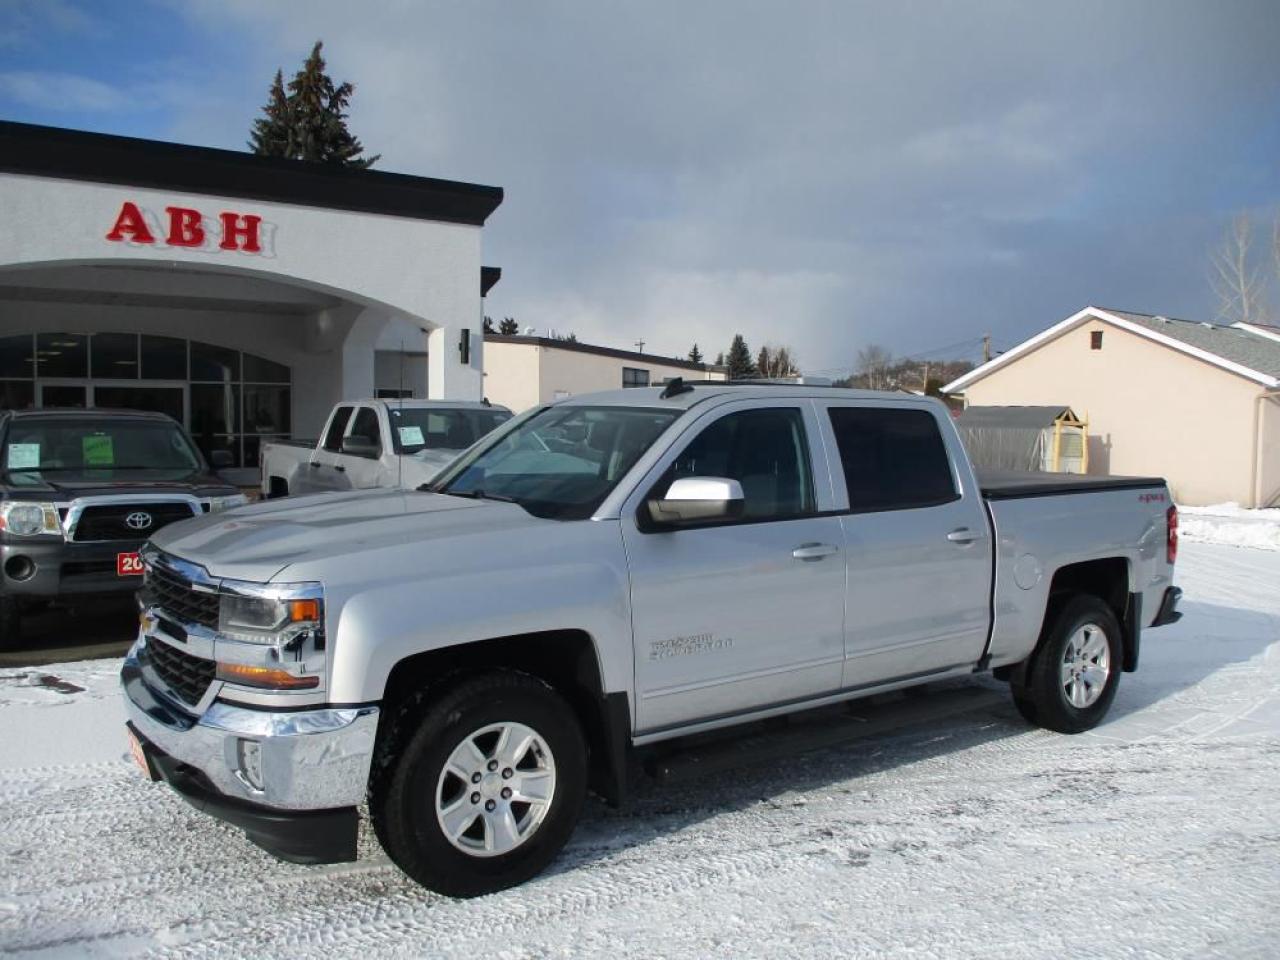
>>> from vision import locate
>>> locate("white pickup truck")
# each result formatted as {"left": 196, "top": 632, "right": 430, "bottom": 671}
{"left": 122, "top": 383, "right": 1181, "bottom": 897}
{"left": 259, "top": 399, "right": 512, "bottom": 498}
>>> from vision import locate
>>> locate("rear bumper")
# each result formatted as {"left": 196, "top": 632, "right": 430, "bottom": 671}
{"left": 1152, "top": 586, "right": 1183, "bottom": 627}
{"left": 121, "top": 650, "right": 378, "bottom": 864}
{"left": 2, "top": 539, "right": 145, "bottom": 599}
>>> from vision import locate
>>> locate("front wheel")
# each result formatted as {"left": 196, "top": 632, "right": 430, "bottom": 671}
{"left": 370, "top": 672, "right": 587, "bottom": 897}
{"left": 1011, "top": 594, "right": 1122, "bottom": 734}
{"left": 0, "top": 596, "right": 20, "bottom": 651}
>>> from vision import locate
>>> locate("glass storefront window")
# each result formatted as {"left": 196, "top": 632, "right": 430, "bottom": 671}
{"left": 191, "top": 341, "right": 240, "bottom": 382}
{"left": 36, "top": 333, "right": 88, "bottom": 378}
{"left": 0, "top": 335, "right": 33, "bottom": 378}
{"left": 243, "top": 353, "right": 290, "bottom": 384}
{"left": 244, "top": 385, "right": 291, "bottom": 435}
{"left": 141, "top": 335, "right": 187, "bottom": 380}
{"left": 90, "top": 333, "right": 139, "bottom": 378}
{"left": 191, "top": 383, "right": 241, "bottom": 438}
{"left": 0, "top": 381, "right": 35, "bottom": 411}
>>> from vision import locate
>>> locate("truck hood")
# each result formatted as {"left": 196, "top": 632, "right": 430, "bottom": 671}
{"left": 149, "top": 488, "right": 539, "bottom": 582}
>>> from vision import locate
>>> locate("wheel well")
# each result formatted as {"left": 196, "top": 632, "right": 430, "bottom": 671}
{"left": 1048, "top": 557, "right": 1129, "bottom": 621}
{"left": 268, "top": 477, "right": 289, "bottom": 498}
{"left": 379, "top": 630, "right": 627, "bottom": 805}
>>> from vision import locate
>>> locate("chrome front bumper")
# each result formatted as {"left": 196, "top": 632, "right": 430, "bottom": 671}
{"left": 121, "top": 645, "right": 379, "bottom": 812}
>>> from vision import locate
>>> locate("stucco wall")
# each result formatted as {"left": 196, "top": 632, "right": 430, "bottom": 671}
{"left": 0, "top": 172, "right": 483, "bottom": 400}
{"left": 482, "top": 340, "right": 726, "bottom": 412}
{"left": 960, "top": 318, "right": 1266, "bottom": 505}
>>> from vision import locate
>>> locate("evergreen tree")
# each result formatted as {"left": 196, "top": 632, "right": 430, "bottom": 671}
{"left": 248, "top": 41, "right": 379, "bottom": 168}
{"left": 482, "top": 315, "right": 496, "bottom": 335}
{"left": 499, "top": 317, "right": 520, "bottom": 335}
{"left": 248, "top": 70, "right": 292, "bottom": 157}
{"left": 688, "top": 343, "right": 704, "bottom": 363}
{"left": 726, "top": 334, "right": 757, "bottom": 380}
{"left": 714, "top": 351, "right": 725, "bottom": 366}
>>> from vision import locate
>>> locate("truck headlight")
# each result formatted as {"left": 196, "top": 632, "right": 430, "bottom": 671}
{"left": 208, "top": 494, "right": 249, "bottom": 513}
{"left": 217, "top": 589, "right": 322, "bottom": 644}
{"left": 0, "top": 502, "right": 62, "bottom": 538}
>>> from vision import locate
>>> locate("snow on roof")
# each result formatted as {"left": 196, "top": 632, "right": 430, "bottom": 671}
{"left": 944, "top": 306, "right": 1280, "bottom": 393}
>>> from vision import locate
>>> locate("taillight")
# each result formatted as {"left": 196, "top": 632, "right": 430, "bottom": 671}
{"left": 1166, "top": 505, "right": 1178, "bottom": 564}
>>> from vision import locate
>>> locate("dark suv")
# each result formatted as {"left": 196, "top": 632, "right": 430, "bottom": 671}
{"left": 0, "top": 409, "right": 246, "bottom": 647}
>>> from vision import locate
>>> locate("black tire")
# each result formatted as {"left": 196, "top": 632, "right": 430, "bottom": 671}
{"left": 0, "top": 596, "right": 19, "bottom": 651}
{"left": 370, "top": 671, "right": 587, "bottom": 898}
{"left": 1011, "top": 594, "right": 1122, "bottom": 734}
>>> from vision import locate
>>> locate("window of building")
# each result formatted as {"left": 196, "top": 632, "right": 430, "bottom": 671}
{"left": 1090, "top": 330, "right": 1103, "bottom": 350}
{"left": 0, "top": 332, "right": 291, "bottom": 467}
{"left": 827, "top": 406, "right": 957, "bottom": 512}
{"left": 622, "top": 367, "right": 650, "bottom": 388}
{"left": 663, "top": 408, "right": 814, "bottom": 521}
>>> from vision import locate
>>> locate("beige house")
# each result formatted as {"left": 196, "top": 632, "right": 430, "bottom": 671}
{"left": 483, "top": 335, "right": 727, "bottom": 412}
{"left": 943, "top": 306, "right": 1280, "bottom": 507}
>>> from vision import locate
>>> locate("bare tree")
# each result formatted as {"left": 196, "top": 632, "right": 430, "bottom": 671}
{"left": 1211, "top": 213, "right": 1267, "bottom": 326}
{"left": 756, "top": 343, "right": 800, "bottom": 379}
{"left": 854, "top": 344, "right": 893, "bottom": 390}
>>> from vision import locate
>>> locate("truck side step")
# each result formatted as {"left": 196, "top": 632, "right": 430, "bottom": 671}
{"left": 643, "top": 684, "right": 999, "bottom": 784}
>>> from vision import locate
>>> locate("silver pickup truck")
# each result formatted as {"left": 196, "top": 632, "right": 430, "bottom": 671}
{"left": 259, "top": 399, "right": 512, "bottom": 498}
{"left": 121, "top": 383, "right": 1181, "bottom": 897}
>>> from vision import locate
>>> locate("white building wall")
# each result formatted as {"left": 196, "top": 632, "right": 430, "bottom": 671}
{"left": 0, "top": 172, "right": 484, "bottom": 400}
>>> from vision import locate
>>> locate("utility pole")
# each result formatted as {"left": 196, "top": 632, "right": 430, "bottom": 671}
{"left": 922, "top": 361, "right": 930, "bottom": 394}
{"left": 634, "top": 339, "right": 645, "bottom": 354}
{"left": 982, "top": 334, "right": 991, "bottom": 364}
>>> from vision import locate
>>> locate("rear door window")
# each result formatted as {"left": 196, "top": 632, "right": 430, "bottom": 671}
{"left": 827, "top": 406, "right": 957, "bottom": 512}
{"left": 322, "top": 406, "right": 354, "bottom": 452}
{"left": 348, "top": 407, "right": 382, "bottom": 454}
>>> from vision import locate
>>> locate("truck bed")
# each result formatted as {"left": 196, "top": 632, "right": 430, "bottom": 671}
{"left": 978, "top": 468, "right": 1166, "bottom": 500}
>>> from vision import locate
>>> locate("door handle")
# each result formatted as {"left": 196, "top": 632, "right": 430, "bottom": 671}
{"left": 333, "top": 464, "right": 346, "bottom": 473}
{"left": 308, "top": 462, "right": 321, "bottom": 469}
{"left": 792, "top": 542, "right": 839, "bottom": 561}
{"left": 946, "top": 527, "right": 984, "bottom": 544}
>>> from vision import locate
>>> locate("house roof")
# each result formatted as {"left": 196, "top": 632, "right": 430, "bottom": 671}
{"left": 955, "top": 405, "right": 1076, "bottom": 429}
{"left": 944, "top": 306, "right": 1280, "bottom": 393}
{"left": 483, "top": 334, "right": 728, "bottom": 374}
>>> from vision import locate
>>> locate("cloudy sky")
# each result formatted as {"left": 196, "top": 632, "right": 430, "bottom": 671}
{"left": 3, "top": 0, "right": 1279, "bottom": 372}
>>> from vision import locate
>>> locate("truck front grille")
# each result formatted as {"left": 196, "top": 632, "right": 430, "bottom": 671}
{"left": 144, "top": 637, "right": 215, "bottom": 706}
{"left": 71, "top": 502, "right": 199, "bottom": 542}
{"left": 140, "top": 563, "right": 220, "bottom": 630}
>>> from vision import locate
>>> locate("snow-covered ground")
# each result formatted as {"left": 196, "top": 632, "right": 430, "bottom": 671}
{"left": 1180, "top": 502, "right": 1280, "bottom": 551}
{"left": 2, "top": 540, "right": 1279, "bottom": 959}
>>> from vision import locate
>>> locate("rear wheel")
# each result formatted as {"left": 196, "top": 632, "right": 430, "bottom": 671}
{"left": 268, "top": 478, "right": 289, "bottom": 499}
{"left": 1012, "top": 594, "right": 1121, "bottom": 734}
{"left": 370, "top": 671, "right": 587, "bottom": 897}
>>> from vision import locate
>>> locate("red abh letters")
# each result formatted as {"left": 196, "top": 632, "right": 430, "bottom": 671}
{"left": 105, "top": 201, "right": 262, "bottom": 253}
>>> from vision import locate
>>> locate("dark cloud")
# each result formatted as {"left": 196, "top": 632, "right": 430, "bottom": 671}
{"left": 43, "top": 1, "right": 1280, "bottom": 368}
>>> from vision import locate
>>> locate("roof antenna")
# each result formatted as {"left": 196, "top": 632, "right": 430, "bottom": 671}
{"left": 660, "top": 376, "right": 694, "bottom": 399}
{"left": 397, "top": 338, "right": 405, "bottom": 490}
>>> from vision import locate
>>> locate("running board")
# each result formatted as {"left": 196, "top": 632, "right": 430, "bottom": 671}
{"left": 644, "top": 684, "right": 1000, "bottom": 784}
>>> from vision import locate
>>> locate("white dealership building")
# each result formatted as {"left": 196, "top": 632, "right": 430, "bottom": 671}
{"left": 0, "top": 120, "right": 504, "bottom": 468}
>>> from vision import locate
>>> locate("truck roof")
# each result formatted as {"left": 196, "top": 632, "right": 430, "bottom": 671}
{"left": 0, "top": 407, "right": 179, "bottom": 423}
{"left": 555, "top": 383, "right": 937, "bottom": 410}
{"left": 355, "top": 399, "right": 512, "bottom": 412}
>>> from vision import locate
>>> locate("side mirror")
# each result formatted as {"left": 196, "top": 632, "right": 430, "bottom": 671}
{"left": 342, "top": 436, "right": 381, "bottom": 459}
{"left": 209, "top": 449, "right": 234, "bottom": 470}
{"left": 647, "top": 476, "right": 745, "bottom": 526}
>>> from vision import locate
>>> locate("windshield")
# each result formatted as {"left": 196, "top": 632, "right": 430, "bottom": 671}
{"left": 2, "top": 419, "right": 203, "bottom": 480}
{"left": 389, "top": 407, "right": 513, "bottom": 455}
{"left": 432, "top": 405, "right": 679, "bottom": 519}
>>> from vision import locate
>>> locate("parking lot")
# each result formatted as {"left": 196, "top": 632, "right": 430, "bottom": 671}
{"left": 0, "top": 600, "right": 135, "bottom": 667}
{"left": 2, "top": 541, "right": 1278, "bottom": 959}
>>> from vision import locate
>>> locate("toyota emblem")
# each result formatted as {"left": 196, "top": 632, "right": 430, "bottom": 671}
{"left": 125, "top": 511, "right": 154, "bottom": 531}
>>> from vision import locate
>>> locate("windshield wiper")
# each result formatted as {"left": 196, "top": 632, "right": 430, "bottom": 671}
{"left": 439, "top": 489, "right": 519, "bottom": 504}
